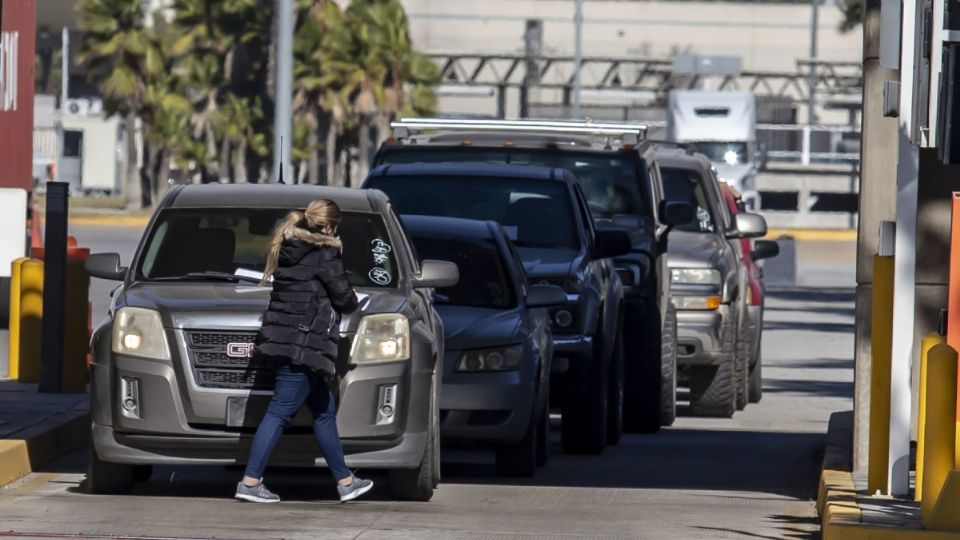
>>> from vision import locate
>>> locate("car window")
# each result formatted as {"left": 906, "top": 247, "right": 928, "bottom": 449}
{"left": 137, "top": 209, "right": 399, "bottom": 288}
{"left": 659, "top": 167, "right": 717, "bottom": 233}
{"left": 378, "top": 148, "right": 649, "bottom": 218}
{"left": 367, "top": 175, "right": 580, "bottom": 251}
{"left": 389, "top": 207, "right": 420, "bottom": 274}
{"left": 409, "top": 235, "right": 517, "bottom": 309}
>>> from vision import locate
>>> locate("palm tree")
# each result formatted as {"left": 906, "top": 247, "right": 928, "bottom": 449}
{"left": 77, "top": 0, "right": 161, "bottom": 208}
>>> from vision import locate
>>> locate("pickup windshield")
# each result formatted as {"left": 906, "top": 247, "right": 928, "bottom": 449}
{"left": 377, "top": 148, "right": 647, "bottom": 219}
{"left": 410, "top": 235, "right": 516, "bottom": 309}
{"left": 366, "top": 175, "right": 580, "bottom": 250}
{"left": 137, "top": 209, "right": 399, "bottom": 288}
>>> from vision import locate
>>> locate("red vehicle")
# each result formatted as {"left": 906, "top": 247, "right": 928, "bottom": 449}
{"left": 719, "top": 183, "right": 779, "bottom": 403}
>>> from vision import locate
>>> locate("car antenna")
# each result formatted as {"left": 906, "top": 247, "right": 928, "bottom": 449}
{"left": 277, "top": 137, "right": 286, "bottom": 185}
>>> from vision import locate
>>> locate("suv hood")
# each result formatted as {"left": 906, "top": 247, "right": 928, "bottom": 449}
{"left": 436, "top": 305, "right": 522, "bottom": 351}
{"left": 516, "top": 246, "right": 577, "bottom": 280}
{"left": 666, "top": 231, "right": 726, "bottom": 269}
{"left": 122, "top": 282, "right": 407, "bottom": 332}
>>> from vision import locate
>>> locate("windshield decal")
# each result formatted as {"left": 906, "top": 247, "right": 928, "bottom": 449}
{"left": 369, "top": 238, "right": 393, "bottom": 285}
{"left": 368, "top": 267, "right": 392, "bottom": 285}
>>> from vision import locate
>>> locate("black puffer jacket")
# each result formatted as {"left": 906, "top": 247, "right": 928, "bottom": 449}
{"left": 256, "top": 228, "right": 359, "bottom": 376}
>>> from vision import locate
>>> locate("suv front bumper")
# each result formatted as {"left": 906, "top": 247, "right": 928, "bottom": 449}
{"left": 675, "top": 303, "right": 734, "bottom": 366}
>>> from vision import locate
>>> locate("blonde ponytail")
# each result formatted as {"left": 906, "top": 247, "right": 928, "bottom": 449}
{"left": 261, "top": 210, "right": 304, "bottom": 285}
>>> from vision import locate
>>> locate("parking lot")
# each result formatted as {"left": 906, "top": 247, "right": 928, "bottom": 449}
{"left": 0, "top": 226, "right": 853, "bottom": 539}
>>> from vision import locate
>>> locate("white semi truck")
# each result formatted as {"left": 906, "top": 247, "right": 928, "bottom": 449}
{"left": 667, "top": 90, "right": 762, "bottom": 210}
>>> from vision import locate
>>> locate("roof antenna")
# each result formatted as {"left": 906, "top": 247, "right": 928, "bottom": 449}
{"left": 277, "top": 136, "right": 286, "bottom": 185}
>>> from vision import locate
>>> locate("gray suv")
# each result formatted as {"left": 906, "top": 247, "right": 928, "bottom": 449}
{"left": 656, "top": 149, "right": 767, "bottom": 417}
{"left": 84, "top": 184, "right": 457, "bottom": 501}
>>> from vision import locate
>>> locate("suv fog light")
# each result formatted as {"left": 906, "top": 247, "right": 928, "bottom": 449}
{"left": 380, "top": 404, "right": 394, "bottom": 417}
{"left": 376, "top": 384, "right": 398, "bottom": 426}
{"left": 120, "top": 377, "right": 140, "bottom": 419}
{"left": 554, "top": 310, "right": 573, "bottom": 327}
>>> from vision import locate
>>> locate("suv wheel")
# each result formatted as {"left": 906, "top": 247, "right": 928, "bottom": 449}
{"left": 606, "top": 328, "right": 624, "bottom": 446}
{"left": 689, "top": 319, "right": 737, "bottom": 418}
{"left": 734, "top": 330, "right": 750, "bottom": 411}
{"left": 561, "top": 333, "right": 609, "bottom": 455}
{"left": 87, "top": 441, "right": 134, "bottom": 495}
{"left": 624, "top": 301, "right": 663, "bottom": 433}
{"left": 660, "top": 304, "right": 678, "bottom": 427}
{"left": 390, "top": 378, "right": 439, "bottom": 501}
{"left": 748, "top": 351, "right": 763, "bottom": 403}
{"left": 536, "top": 383, "right": 551, "bottom": 467}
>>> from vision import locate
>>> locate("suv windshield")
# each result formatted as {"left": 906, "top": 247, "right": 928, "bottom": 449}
{"left": 690, "top": 142, "right": 749, "bottom": 166}
{"left": 377, "top": 148, "right": 647, "bottom": 219}
{"left": 660, "top": 167, "right": 717, "bottom": 233}
{"left": 410, "top": 235, "right": 516, "bottom": 309}
{"left": 137, "top": 209, "right": 399, "bottom": 288}
{"left": 367, "top": 175, "right": 579, "bottom": 250}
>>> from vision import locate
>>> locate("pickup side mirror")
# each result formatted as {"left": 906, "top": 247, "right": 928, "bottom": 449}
{"left": 526, "top": 283, "right": 567, "bottom": 308}
{"left": 752, "top": 239, "right": 780, "bottom": 261}
{"left": 592, "top": 229, "right": 632, "bottom": 260}
{"left": 729, "top": 213, "right": 767, "bottom": 239}
{"left": 85, "top": 253, "right": 127, "bottom": 281}
{"left": 415, "top": 259, "right": 459, "bottom": 289}
{"left": 659, "top": 200, "right": 696, "bottom": 227}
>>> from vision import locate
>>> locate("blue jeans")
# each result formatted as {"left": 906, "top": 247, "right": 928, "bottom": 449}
{"left": 243, "top": 363, "right": 351, "bottom": 482}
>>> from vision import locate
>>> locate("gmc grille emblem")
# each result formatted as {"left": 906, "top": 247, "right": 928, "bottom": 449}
{"left": 226, "top": 343, "right": 255, "bottom": 358}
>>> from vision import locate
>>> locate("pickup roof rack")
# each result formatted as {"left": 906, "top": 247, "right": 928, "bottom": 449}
{"left": 390, "top": 117, "right": 648, "bottom": 146}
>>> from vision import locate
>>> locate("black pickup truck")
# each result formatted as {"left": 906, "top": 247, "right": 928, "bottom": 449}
{"left": 373, "top": 119, "right": 692, "bottom": 433}
{"left": 364, "top": 162, "right": 630, "bottom": 454}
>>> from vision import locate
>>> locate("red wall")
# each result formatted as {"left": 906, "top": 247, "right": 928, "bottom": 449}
{"left": 0, "top": 0, "right": 36, "bottom": 192}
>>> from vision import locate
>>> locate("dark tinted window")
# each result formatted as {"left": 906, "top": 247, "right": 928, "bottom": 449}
{"left": 367, "top": 175, "right": 579, "bottom": 250}
{"left": 137, "top": 209, "right": 399, "bottom": 287}
{"left": 378, "top": 149, "right": 647, "bottom": 219}
{"left": 411, "top": 235, "right": 516, "bottom": 309}
{"left": 660, "top": 167, "right": 716, "bottom": 233}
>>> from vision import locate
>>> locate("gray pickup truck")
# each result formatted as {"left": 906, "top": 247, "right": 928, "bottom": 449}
{"left": 84, "top": 184, "right": 457, "bottom": 501}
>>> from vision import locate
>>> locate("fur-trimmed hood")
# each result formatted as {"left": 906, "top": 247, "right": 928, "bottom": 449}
{"left": 279, "top": 227, "right": 342, "bottom": 266}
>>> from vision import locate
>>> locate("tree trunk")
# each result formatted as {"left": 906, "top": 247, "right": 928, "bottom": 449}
{"left": 124, "top": 110, "right": 142, "bottom": 209}
{"left": 246, "top": 147, "right": 263, "bottom": 184}
{"left": 325, "top": 123, "right": 338, "bottom": 186}
{"left": 307, "top": 107, "right": 321, "bottom": 185}
{"left": 235, "top": 139, "right": 248, "bottom": 183}
{"left": 356, "top": 115, "right": 373, "bottom": 187}
{"left": 138, "top": 138, "right": 156, "bottom": 208}
{"left": 155, "top": 150, "right": 170, "bottom": 202}
{"left": 219, "top": 136, "right": 232, "bottom": 182}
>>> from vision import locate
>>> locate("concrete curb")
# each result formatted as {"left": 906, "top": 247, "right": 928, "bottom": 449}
{"left": 0, "top": 408, "right": 89, "bottom": 488}
{"left": 818, "top": 410, "right": 960, "bottom": 539}
{"left": 766, "top": 228, "right": 857, "bottom": 241}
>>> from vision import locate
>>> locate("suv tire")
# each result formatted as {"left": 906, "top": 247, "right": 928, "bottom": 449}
{"left": 748, "top": 351, "right": 763, "bottom": 403}
{"left": 561, "top": 333, "right": 609, "bottom": 455}
{"left": 660, "top": 304, "right": 678, "bottom": 427}
{"left": 390, "top": 379, "right": 439, "bottom": 501}
{"left": 734, "top": 330, "right": 750, "bottom": 411}
{"left": 624, "top": 301, "right": 663, "bottom": 433}
{"left": 87, "top": 441, "right": 134, "bottom": 495}
{"left": 606, "top": 322, "right": 624, "bottom": 446}
{"left": 689, "top": 318, "right": 737, "bottom": 418}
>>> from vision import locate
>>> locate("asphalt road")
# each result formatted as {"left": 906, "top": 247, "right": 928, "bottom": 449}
{"left": 0, "top": 226, "right": 855, "bottom": 539}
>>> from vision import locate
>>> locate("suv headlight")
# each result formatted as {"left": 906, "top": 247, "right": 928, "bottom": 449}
{"left": 671, "top": 268, "right": 722, "bottom": 286}
{"left": 350, "top": 314, "right": 410, "bottom": 364}
{"left": 112, "top": 307, "right": 171, "bottom": 360}
{"left": 455, "top": 345, "right": 523, "bottom": 372}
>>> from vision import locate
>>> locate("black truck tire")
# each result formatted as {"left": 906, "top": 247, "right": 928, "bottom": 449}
{"left": 688, "top": 320, "right": 737, "bottom": 418}
{"left": 87, "top": 442, "right": 134, "bottom": 495}
{"left": 624, "top": 301, "right": 663, "bottom": 433}
{"left": 561, "top": 332, "right": 609, "bottom": 455}
{"left": 748, "top": 351, "right": 763, "bottom": 403}
{"left": 660, "top": 305, "right": 678, "bottom": 427}
{"left": 390, "top": 379, "right": 439, "bottom": 501}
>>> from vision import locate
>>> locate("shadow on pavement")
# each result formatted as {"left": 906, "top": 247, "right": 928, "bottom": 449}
{"left": 765, "top": 288, "right": 854, "bottom": 304}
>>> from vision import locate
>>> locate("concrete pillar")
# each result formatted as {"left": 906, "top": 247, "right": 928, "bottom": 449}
{"left": 853, "top": 0, "right": 900, "bottom": 474}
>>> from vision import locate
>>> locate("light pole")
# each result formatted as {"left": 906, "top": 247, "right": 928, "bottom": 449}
{"left": 573, "top": 0, "right": 583, "bottom": 119}
{"left": 273, "top": 0, "right": 294, "bottom": 183}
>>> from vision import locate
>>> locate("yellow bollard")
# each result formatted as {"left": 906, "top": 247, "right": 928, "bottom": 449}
{"left": 921, "top": 343, "right": 958, "bottom": 528}
{"left": 7, "top": 258, "right": 25, "bottom": 379}
{"left": 869, "top": 254, "right": 895, "bottom": 494}
{"left": 15, "top": 259, "right": 44, "bottom": 383}
{"left": 917, "top": 332, "right": 946, "bottom": 501}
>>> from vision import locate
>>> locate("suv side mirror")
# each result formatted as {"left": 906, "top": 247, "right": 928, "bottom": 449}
{"left": 85, "top": 253, "right": 127, "bottom": 281}
{"left": 526, "top": 284, "right": 567, "bottom": 307}
{"left": 659, "top": 200, "right": 695, "bottom": 227}
{"left": 414, "top": 259, "right": 459, "bottom": 288}
{"left": 752, "top": 239, "right": 780, "bottom": 261}
{"left": 729, "top": 213, "right": 767, "bottom": 239}
{"left": 592, "top": 229, "right": 632, "bottom": 260}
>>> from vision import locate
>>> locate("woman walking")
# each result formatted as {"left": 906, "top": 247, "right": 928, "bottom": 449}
{"left": 236, "top": 199, "right": 373, "bottom": 504}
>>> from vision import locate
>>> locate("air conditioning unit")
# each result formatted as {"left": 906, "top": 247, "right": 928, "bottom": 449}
{"left": 63, "top": 98, "right": 90, "bottom": 116}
